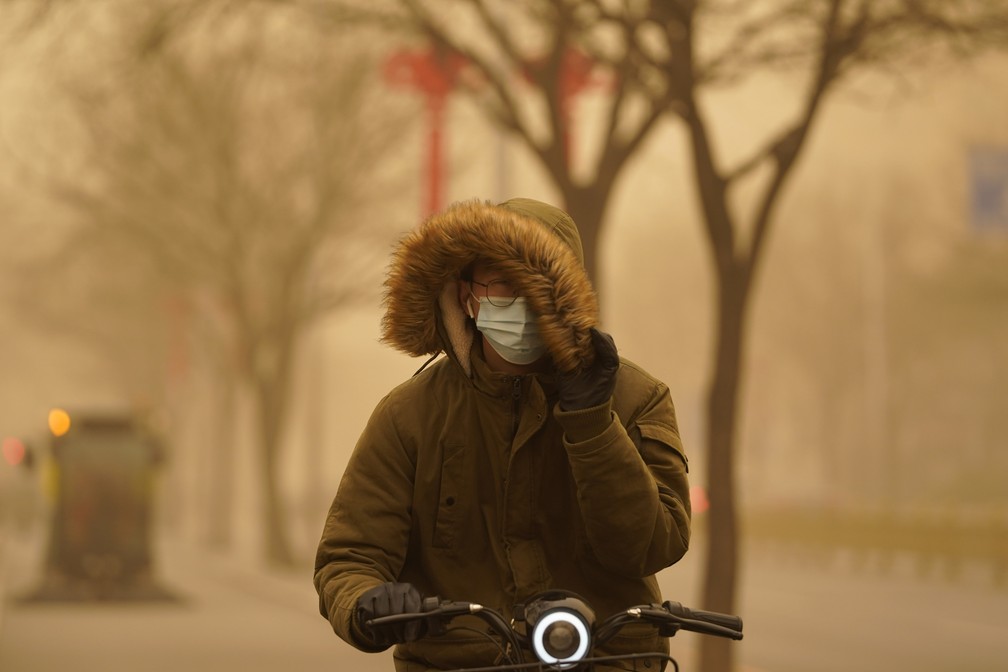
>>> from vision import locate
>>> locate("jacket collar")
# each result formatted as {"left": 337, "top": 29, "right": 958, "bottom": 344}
{"left": 467, "top": 339, "right": 558, "bottom": 401}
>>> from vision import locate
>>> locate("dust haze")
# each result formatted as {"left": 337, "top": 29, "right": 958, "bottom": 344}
{"left": 1, "top": 3, "right": 1006, "bottom": 672}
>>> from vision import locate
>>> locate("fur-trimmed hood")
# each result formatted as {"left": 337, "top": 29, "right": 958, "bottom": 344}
{"left": 381, "top": 198, "right": 599, "bottom": 375}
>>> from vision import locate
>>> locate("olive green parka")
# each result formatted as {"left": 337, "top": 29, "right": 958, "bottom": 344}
{"left": 314, "top": 199, "right": 691, "bottom": 671}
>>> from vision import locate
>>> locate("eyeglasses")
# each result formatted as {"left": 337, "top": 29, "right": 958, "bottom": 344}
{"left": 468, "top": 279, "right": 519, "bottom": 308}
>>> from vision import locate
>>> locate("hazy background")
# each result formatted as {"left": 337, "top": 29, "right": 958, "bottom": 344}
{"left": 1, "top": 2, "right": 1007, "bottom": 671}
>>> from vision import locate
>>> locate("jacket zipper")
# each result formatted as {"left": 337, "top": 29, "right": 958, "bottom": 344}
{"left": 510, "top": 376, "right": 522, "bottom": 440}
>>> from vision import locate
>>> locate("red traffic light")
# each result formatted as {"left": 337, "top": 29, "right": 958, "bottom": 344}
{"left": 2, "top": 436, "right": 26, "bottom": 466}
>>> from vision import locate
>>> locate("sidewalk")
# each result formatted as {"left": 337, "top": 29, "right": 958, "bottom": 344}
{"left": 0, "top": 528, "right": 389, "bottom": 672}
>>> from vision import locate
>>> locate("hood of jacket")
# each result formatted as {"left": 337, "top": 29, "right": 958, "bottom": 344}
{"left": 381, "top": 198, "right": 599, "bottom": 375}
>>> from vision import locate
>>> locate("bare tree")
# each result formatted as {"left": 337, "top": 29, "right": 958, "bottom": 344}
{"left": 605, "top": 5, "right": 1008, "bottom": 670}
{"left": 289, "top": 2, "right": 1008, "bottom": 670}
{"left": 18, "top": 2, "right": 408, "bottom": 566}
{"left": 298, "top": 0, "right": 676, "bottom": 283}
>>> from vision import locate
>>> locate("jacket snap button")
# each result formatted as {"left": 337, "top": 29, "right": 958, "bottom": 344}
{"left": 445, "top": 496, "right": 455, "bottom": 506}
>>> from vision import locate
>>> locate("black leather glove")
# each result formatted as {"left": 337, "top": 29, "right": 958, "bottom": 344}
{"left": 355, "top": 582, "right": 427, "bottom": 648}
{"left": 557, "top": 328, "right": 619, "bottom": 411}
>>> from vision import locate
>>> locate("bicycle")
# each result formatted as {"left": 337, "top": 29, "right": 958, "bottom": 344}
{"left": 366, "top": 589, "right": 743, "bottom": 671}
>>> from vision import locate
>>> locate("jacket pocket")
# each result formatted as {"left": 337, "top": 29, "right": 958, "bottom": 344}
{"left": 433, "top": 442, "right": 466, "bottom": 549}
{"left": 637, "top": 422, "right": 688, "bottom": 472}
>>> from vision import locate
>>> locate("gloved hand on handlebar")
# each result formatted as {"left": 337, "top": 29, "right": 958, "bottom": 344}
{"left": 355, "top": 582, "right": 427, "bottom": 649}
{"left": 557, "top": 328, "right": 619, "bottom": 411}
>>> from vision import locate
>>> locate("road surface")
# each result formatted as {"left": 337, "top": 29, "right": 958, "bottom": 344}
{"left": 2, "top": 524, "right": 1007, "bottom": 672}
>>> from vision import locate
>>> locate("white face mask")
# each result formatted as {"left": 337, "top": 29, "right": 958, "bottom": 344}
{"left": 469, "top": 296, "right": 548, "bottom": 365}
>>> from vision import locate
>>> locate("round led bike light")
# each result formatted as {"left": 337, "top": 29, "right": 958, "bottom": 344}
{"left": 531, "top": 610, "right": 591, "bottom": 669}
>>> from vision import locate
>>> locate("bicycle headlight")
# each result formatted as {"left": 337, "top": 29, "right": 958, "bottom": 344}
{"left": 523, "top": 591, "right": 595, "bottom": 669}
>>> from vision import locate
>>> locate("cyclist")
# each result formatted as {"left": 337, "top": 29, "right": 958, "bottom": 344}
{"left": 314, "top": 198, "right": 691, "bottom": 670}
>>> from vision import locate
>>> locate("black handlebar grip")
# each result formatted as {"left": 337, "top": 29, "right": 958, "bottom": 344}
{"left": 663, "top": 601, "right": 743, "bottom": 633}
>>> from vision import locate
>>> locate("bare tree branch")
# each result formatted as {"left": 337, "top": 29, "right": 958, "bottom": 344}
{"left": 12, "top": 0, "right": 411, "bottom": 565}
{"left": 400, "top": 0, "right": 548, "bottom": 156}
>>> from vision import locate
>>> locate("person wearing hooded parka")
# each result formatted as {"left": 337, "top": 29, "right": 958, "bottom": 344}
{"left": 314, "top": 198, "right": 692, "bottom": 671}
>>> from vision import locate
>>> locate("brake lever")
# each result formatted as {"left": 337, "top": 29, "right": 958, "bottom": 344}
{"left": 365, "top": 599, "right": 483, "bottom": 631}
{"left": 620, "top": 605, "right": 743, "bottom": 641}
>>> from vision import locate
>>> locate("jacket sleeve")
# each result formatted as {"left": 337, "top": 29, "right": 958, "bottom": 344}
{"left": 313, "top": 394, "right": 416, "bottom": 651}
{"left": 553, "top": 371, "right": 690, "bottom": 578}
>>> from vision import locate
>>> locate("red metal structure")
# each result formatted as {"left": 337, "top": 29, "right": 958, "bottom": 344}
{"left": 384, "top": 47, "right": 467, "bottom": 217}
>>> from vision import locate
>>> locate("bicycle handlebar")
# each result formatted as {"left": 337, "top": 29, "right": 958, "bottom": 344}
{"left": 366, "top": 593, "right": 742, "bottom": 671}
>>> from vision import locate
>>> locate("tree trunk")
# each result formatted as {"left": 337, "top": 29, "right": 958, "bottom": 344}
{"left": 679, "top": 90, "right": 755, "bottom": 672}
{"left": 253, "top": 337, "right": 296, "bottom": 567}
{"left": 205, "top": 373, "right": 237, "bottom": 550}
{"left": 699, "top": 266, "right": 751, "bottom": 672}
{"left": 560, "top": 184, "right": 612, "bottom": 287}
